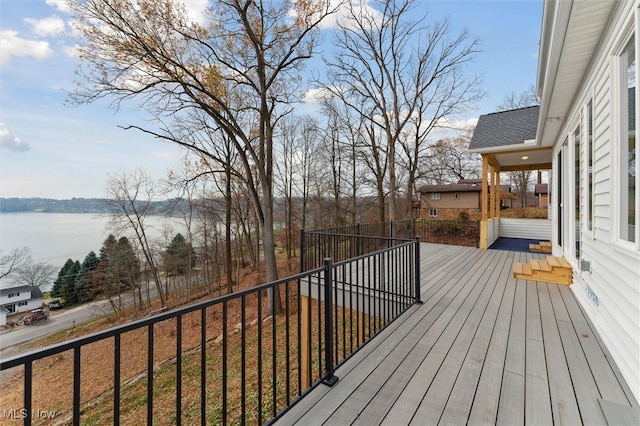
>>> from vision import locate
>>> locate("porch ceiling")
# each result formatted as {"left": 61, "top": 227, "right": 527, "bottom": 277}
{"left": 536, "top": 0, "right": 617, "bottom": 147}
{"left": 485, "top": 145, "right": 552, "bottom": 172}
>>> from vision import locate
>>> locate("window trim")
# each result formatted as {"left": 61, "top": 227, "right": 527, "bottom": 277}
{"left": 429, "top": 208, "right": 437, "bottom": 217}
{"left": 614, "top": 23, "right": 639, "bottom": 248}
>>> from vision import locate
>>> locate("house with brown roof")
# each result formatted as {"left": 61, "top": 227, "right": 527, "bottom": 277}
{"left": 418, "top": 179, "right": 512, "bottom": 219}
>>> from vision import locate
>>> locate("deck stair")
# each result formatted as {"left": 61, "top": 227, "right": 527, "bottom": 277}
{"left": 529, "top": 241, "right": 552, "bottom": 253}
{"left": 513, "top": 256, "right": 572, "bottom": 285}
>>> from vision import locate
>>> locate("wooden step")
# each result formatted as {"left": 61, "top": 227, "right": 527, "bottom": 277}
{"left": 513, "top": 262, "right": 532, "bottom": 277}
{"left": 529, "top": 241, "right": 552, "bottom": 253}
{"left": 512, "top": 256, "right": 572, "bottom": 285}
{"left": 546, "top": 256, "right": 571, "bottom": 271}
{"left": 531, "top": 259, "right": 552, "bottom": 272}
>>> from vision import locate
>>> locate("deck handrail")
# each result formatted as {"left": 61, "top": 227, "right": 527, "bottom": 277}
{"left": 1, "top": 240, "right": 420, "bottom": 425}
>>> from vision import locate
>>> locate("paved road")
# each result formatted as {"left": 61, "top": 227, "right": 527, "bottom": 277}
{"left": 0, "top": 301, "right": 114, "bottom": 357}
{"left": 0, "top": 278, "right": 195, "bottom": 358}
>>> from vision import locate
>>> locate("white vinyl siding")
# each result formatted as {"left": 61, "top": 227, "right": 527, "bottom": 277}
{"left": 552, "top": 1, "right": 640, "bottom": 402}
{"left": 499, "top": 218, "right": 552, "bottom": 240}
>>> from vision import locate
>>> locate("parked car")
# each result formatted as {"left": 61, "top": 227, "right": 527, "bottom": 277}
{"left": 48, "top": 300, "right": 63, "bottom": 310}
{"left": 23, "top": 309, "right": 48, "bottom": 325}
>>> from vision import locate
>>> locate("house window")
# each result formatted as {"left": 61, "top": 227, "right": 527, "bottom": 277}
{"left": 7, "top": 293, "right": 19, "bottom": 298}
{"left": 429, "top": 209, "right": 437, "bottom": 217}
{"left": 429, "top": 193, "right": 441, "bottom": 201}
{"left": 18, "top": 301, "right": 28, "bottom": 307}
{"left": 619, "top": 36, "right": 637, "bottom": 243}
{"left": 454, "top": 192, "right": 460, "bottom": 200}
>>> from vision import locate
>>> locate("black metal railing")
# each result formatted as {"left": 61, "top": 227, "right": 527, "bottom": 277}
{"left": 411, "top": 219, "right": 480, "bottom": 247}
{"left": 301, "top": 220, "right": 478, "bottom": 271}
{"left": 1, "top": 240, "right": 420, "bottom": 425}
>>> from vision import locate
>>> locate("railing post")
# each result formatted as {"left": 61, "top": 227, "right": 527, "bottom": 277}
{"left": 322, "top": 257, "right": 338, "bottom": 386}
{"left": 300, "top": 228, "right": 305, "bottom": 273}
{"left": 414, "top": 237, "right": 422, "bottom": 304}
{"left": 356, "top": 223, "right": 361, "bottom": 258}
{"left": 412, "top": 218, "right": 416, "bottom": 240}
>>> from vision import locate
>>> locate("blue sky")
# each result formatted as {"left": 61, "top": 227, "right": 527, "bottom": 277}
{"left": 0, "top": 0, "right": 542, "bottom": 199}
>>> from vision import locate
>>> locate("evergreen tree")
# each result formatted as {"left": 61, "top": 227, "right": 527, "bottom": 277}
{"left": 76, "top": 251, "right": 99, "bottom": 302}
{"left": 164, "top": 233, "right": 193, "bottom": 276}
{"left": 61, "top": 260, "right": 81, "bottom": 305}
{"left": 90, "top": 234, "right": 118, "bottom": 298}
{"left": 51, "top": 259, "right": 75, "bottom": 298}
{"left": 115, "top": 237, "right": 139, "bottom": 290}
{"left": 99, "top": 234, "right": 118, "bottom": 262}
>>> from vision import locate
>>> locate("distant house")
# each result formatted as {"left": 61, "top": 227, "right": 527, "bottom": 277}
{"left": 0, "top": 285, "right": 44, "bottom": 324}
{"left": 418, "top": 179, "right": 512, "bottom": 219}
{"left": 0, "top": 306, "right": 9, "bottom": 327}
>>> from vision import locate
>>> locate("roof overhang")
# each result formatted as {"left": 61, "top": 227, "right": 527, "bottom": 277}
{"left": 469, "top": 136, "right": 552, "bottom": 171}
{"left": 478, "top": 145, "right": 552, "bottom": 172}
{"left": 536, "top": 0, "right": 618, "bottom": 147}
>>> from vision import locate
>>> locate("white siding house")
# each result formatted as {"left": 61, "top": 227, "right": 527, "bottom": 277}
{"left": 0, "top": 306, "right": 8, "bottom": 327}
{"left": 537, "top": 0, "right": 640, "bottom": 402}
{"left": 0, "top": 285, "right": 44, "bottom": 324}
{"left": 470, "top": 0, "right": 640, "bottom": 403}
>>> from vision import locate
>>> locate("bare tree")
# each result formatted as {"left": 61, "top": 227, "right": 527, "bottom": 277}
{"left": 104, "top": 169, "right": 165, "bottom": 306}
{"left": 69, "top": 0, "right": 339, "bottom": 315}
{"left": 319, "top": 95, "right": 370, "bottom": 225}
{"left": 420, "top": 134, "right": 480, "bottom": 184}
{"left": 497, "top": 85, "right": 539, "bottom": 206}
{"left": 324, "top": 0, "right": 482, "bottom": 222}
{"left": 497, "top": 84, "right": 538, "bottom": 111}
{"left": 0, "top": 247, "right": 31, "bottom": 281}
{"left": 510, "top": 170, "right": 534, "bottom": 208}
{"left": 275, "top": 114, "right": 322, "bottom": 266}
{"left": 12, "top": 261, "right": 57, "bottom": 288}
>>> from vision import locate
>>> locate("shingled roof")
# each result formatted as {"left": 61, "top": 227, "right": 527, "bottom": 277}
{"left": 469, "top": 105, "right": 540, "bottom": 150}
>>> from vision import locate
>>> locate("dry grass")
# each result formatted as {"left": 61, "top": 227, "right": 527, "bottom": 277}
{"left": 0, "top": 258, "right": 382, "bottom": 425}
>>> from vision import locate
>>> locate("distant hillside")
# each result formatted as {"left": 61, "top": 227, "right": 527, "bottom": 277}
{"left": 0, "top": 198, "right": 115, "bottom": 213}
{"left": 0, "top": 197, "right": 229, "bottom": 215}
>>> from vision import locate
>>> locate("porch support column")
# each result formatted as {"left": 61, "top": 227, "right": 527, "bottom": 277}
{"left": 495, "top": 168, "right": 501, "bottom": 219}
{"left": 490, "top": 165, "right": 496, "bottom": 220}
{"left": 481, "top": 155, "right": 488, "bottom": 222}
{"left": 480, "top": 155, "right": 489, "bottom": 249}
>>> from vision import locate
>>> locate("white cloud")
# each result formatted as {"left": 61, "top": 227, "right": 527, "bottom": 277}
{"left": 45, "top": 0, "right": 73, "bottom": 14}
{"left": 25, "top": 16, "right": 66, "bottom": 37}
{"left": 0, "top": 123, "right": 30, "bottom": 152}
{"left": 322, "top": 0, "right": 384, "bottom": 30}
{"left": 302, "top": 87, "right": 337, "bottom": 104}
{"left": 0, "top": 30, "right": 53, "bottom": 65}
{"left": 436, "top": 117, "right": 479, "bottom": 131}
{"left": 175, "top": 0, "right": 210, "bottom": 26}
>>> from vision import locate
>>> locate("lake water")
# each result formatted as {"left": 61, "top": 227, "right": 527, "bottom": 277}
{"left": 0, "top": 212, "right": 187, "bottom": 289}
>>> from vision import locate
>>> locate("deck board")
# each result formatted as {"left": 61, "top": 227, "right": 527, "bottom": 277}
{"left": 538, "top": 282, "right": 583, "bottom": 424}
{"left": 276, "top": 244, "right": 639, "bottom": 426}
{"left": 438, "top": 250, "right": 512, "bottom": 425}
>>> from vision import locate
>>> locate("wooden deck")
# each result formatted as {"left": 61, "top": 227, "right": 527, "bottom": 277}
{"left": 277, "top": 244, "right": 639, "bottom": 425}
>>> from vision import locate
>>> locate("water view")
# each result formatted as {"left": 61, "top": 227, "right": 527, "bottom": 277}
{"left": 0, "top": 212, "right": 187, "bottom": 289}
